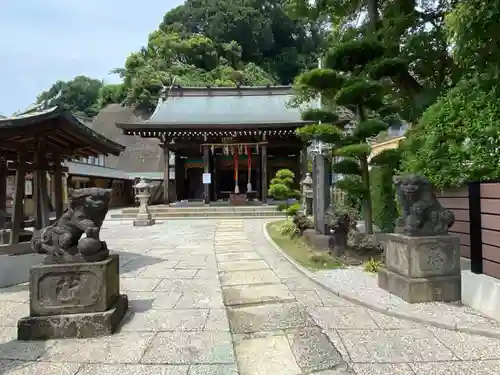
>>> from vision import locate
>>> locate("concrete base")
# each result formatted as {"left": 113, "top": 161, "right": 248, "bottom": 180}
{"left": 133, "top": 218, "right": 156, "bottom": 226}
{"left": 17, "top": 294, "right": 128, "bottom": 340}
{"left": 302, "top": 229, "right": 332, "bottom": 252}
{"left": 461, "top": 269, "right": 500, "bottom": 323}
{"left": 0, "top": 252, "right": 45, "bottom": 287}
{"left": 378, "top": 267, "right": 461, "bottom": 303}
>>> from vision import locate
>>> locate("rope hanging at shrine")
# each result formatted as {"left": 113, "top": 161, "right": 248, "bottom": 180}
{"left": 246, "top": 145, "right": 252, "bottom": 192}
{"left": 233, "top": 146, "right": 239, "bottom": 194}
{"left": 200, "top": 141, "right": 267, "bottom": 153}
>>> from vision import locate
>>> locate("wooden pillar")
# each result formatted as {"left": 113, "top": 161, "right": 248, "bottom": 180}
{"left": 10, "top": 150, "right": 27, "bottom": 245}
{"left": 163, "top": 144, "right": 170, "bottom": 205}
{"left": 468, "top": 181, "right": 483, "bottom": 274}
{"left": 203, "top": 146, "right": 210, "bottom": 204}
{"left": 212, "top": 153, "right": 217, "bottom": 201}
{"left": 0, "top": 156, "right": 6, "bottom": 213}
{"left": 261, "top": 144, "right": 268, "bottom": 204}
{"left": 300, "top": 143, "right": 308, "bottom": 179}
{"left": 53, "top": 153, "right": 64, "bottom": 219}
{"left": 33, "top": 144, "right": 51, "bottom": 229}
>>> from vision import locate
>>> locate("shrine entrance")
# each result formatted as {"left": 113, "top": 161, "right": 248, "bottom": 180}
{"left": 116, "top": 86, "right": 311, "bottom": 205}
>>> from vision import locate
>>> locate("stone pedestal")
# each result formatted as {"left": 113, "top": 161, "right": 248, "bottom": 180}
{"left": 133, "top": 216, "right": 156, "bottom": 227}
{"left": 377, "top": 233, "right": 461, "bottom": 303}
{"left": 303, "top": 229, "right": 332, "bottom": 252}
{"left": 17, "top": 254, "right": 128, "bottom": 340}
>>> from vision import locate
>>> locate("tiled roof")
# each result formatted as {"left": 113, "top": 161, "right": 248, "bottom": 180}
{"left": 119, "top": 86, "right": 311, "bottom": 127}
{"left": 91, "top": 104, "right": 163, "bottom": 173}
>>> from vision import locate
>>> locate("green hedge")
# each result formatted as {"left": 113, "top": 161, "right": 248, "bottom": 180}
{"left": 370, "top": 165, "right": 398, "bottom": 232}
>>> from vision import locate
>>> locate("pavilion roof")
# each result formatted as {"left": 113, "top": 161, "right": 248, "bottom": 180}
{"left": 116, "top": 86, "right": 313, "bottom": 133}
{"left": 0, "top": 106, "right": 124, "bottom": 160}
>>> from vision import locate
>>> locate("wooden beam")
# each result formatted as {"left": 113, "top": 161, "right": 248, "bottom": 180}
{"left": 10, "top": 150, "right": 26, "bottom": 244}
{"left": 7, "top": 161, "right": 69, "bottom": 173}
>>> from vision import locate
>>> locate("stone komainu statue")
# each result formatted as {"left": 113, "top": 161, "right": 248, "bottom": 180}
{"left": 394, "top": 174, "right": 455, "bottom": 236}
{"left": 31, "top": 188, "right": 113, "bottom": 262}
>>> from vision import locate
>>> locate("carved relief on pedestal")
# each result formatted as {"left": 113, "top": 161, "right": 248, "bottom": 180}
{"left": 414, "top": 240, "right": 457, "bottom": 277}
{"left": 37, "top": 271, "right": 100, "bottom": 309}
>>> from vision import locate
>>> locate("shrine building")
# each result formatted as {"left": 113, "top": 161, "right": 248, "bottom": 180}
{"left": 115, "top": 86, "right": 312, "bottom": 204}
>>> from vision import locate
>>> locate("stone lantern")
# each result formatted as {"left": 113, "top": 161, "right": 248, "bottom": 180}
{"left": 133, "top": 178, "right": 155, "bottom": 226}
{"left": 300, "top": 172, "right": 313, "bottom": 216}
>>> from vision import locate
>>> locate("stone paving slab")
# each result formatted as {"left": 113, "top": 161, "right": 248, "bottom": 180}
{"left": 216, "top": 252, "right": 261, "bottom": 262}
{"left": 120, "top": 308, "right": 209, "bottom": 332}
{"left": 218, "top": 260, "right": 270, "bottom": 272}
{"left": 141, "top": 331, "right": 235, "bottom": 364}
{"left": 220, "top": 269, "right": 281, "bottom": 286}
{"left": 234, "top": 335, "right": 302, "bottom": 375}
{"left": 3, "top": 219, "right": 500, "bottom": 375}
{"left": 227, "top": 302, "right": 315, "bottom": 333}
{"left": 223, "top": 283, "right": 295, "bottom": 306}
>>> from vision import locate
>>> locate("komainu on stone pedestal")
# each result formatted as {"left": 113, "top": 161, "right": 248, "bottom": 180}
{"left": 31, "top": 188, "right": 112, "bottom": 263}
{"left": 393, "top": 174, "right": 455, "bottom": 237}
{"left": 18, "top": 188, "right": 128, "bottom": 340}
{"left": 378, "top": 174, "right": 461, "bottom": 303}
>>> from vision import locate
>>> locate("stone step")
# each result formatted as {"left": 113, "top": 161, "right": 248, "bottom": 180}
{"left": 106, "top": 214, "right": 285, "bottom": 221}
{"left": 121, "top": 206, "right": 280, "bottom": 214}
{"left": 110, "top": 211, "right": 285, "bottom": 219}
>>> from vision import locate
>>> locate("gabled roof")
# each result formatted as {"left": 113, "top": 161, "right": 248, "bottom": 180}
{"left": 0, "top": 106, "right": 125, "bottom": 159}
{"left": 116, "top": 86, "right": 313, "bottom": 131}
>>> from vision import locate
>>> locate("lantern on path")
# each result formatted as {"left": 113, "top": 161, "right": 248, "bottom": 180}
{"left": 133, "top": 178, "right": 155, "bottom": 226}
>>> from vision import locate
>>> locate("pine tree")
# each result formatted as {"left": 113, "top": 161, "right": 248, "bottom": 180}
{"left": 296, "top": 39, "right": 404, "bottom": 234}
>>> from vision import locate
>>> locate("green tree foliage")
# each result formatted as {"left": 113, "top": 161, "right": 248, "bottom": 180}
{"left": 400, "top": 76, "right": 500, "bottom": 188}
{"left": 295, "top": 39, "right": 402, "bottom": 234}
{"left": 160, "top": 0, "right": 326, "bottom": 85}
{"left": 446, "top": 0, "right": 500, "bottom": 74}
{"left": 119, "top": 31, "right": 276, "bottom": 110}
{"left": 287, "top": 0, "right": 460, "bottom": 122}
{"left": 35, "top": 0, "right": 326, "bottom": 116}
{"left": 98, "top": 84, "right": 127, "bottom": 108}
{"left": 370, "top": 149, "right": 401, "bottom": 232}
{"left": 268, "top": 169, "right": 301, "bottom": 215}
{"left": 36, "top": 76, "right": 104, "bottom": 117}
{"left": 398, "top": 1, "right": 500, "bottom": 190}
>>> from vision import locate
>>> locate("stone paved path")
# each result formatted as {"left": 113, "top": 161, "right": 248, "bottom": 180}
{"left": 1, "top": 219, "right": 500, "bottom": 374}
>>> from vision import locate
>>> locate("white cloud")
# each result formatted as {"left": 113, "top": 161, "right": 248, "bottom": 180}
{"left": 0, "top": 0, "right": 183, "bottom": 115}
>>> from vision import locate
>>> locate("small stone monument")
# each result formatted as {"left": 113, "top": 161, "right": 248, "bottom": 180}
{"left": 17, "top": 188, "right": 128, "bottom": 340}
{"left": 133, "top": 178, "right": 155, "bottom": 226}
{"left": 300, "top": 172, "right": 313, "bottom": 216}
{"left": 378, "top": 174, "right": 461, "bottom": 303}
{"left": 303, "top": 155, "right": 332, "bottom": 250}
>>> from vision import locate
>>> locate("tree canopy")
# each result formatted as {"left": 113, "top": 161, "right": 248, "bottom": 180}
{"left": 36, "top": 76, "right": 104, "bottom": 118}
{"left": 33, "top": 0, "right": 326, "bottom": 115}
{"left": 288, "top": 0, "right": 460, "bottom": 122}
{"left": 399, "top": 0, "right": 500, "bottom": 187}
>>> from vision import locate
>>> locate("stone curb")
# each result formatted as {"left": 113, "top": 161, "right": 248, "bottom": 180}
{"left": 262, "top": 221, "right": 500, "bottom": 339}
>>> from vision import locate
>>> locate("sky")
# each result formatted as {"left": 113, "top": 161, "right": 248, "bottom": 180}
{"left": 0, "top": 0, "right": 183, "bottom": 116}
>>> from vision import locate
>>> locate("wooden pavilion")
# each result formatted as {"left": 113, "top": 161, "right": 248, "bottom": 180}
{"left": 0, "top": 106, "right": 124, "bottom": 247}
{"left": 115, "top": 86, "right": 311, "bottom": 204}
